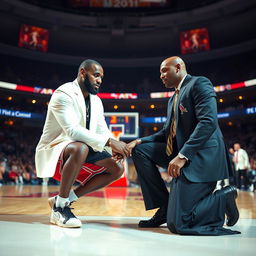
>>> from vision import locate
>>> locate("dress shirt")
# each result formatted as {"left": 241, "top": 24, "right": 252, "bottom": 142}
{"left": 234, "top": 148, "right": 250, "bottom": 171}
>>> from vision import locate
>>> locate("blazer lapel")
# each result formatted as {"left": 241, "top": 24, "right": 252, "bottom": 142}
{"left": 165, "top": 95, "right": 175, "bottom": 130}
{"left": 73, "top": 80, "right": 86, "bottom": 127}
{"left": 176, "top": 75, "right": 192, "bottom": 120}
{"left": 178, "top": 75, "right": 191, "bottom": 101}
{"left": 166, "top": 75, "right": 192, "bottom": 131}
{"left": 89, "top": 95, "right": 96, "bottom": 130}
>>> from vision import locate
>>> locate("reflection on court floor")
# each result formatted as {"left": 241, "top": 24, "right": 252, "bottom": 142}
{"left": 0, "top": 186, "right": 255, "bottom": 256}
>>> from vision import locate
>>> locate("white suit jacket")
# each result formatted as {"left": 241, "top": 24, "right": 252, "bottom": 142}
{"left": 35, "top": 79, "right": 112, "bottom": 178}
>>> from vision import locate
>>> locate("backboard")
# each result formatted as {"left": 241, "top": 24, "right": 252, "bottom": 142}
{"left": 104, "top": 112, "right": 139, "bottom": 139}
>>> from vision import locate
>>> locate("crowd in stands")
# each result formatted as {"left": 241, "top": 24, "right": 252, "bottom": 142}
{"left": 222, "top": 123, "right": 256, "bottom": 159}
{"left": 0, "top": 126, "right": 57, "bottom": 186}
{"left": 0, "top": 121, "right": 255, "bottom": 188}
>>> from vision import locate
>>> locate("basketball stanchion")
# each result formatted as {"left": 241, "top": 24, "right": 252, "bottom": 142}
{"left": 108, "top": 128, "right": 129, "bottom": 187}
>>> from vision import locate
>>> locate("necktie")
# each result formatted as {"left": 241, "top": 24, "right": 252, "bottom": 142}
{"left": 235, "top": 151, "right": 239, "bottom": 164}
{"left": 166, "top": 89, "right": 179, "bottom": 156}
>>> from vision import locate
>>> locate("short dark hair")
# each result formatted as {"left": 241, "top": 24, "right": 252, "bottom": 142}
{"left": 78, "top": 59, "right": 101, "bottom": 74}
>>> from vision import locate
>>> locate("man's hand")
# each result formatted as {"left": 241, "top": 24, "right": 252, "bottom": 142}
{"left": 109, "top": 139, "right": 130, "bottom": 158}
{"left": 168, "top": 155, "right": 187, "bottom": 178}
{"left": 127, "top": 139, "right": 141, "bottom": 156}
{"left": 112, "top": 152, "right": 124, "bottom": 164}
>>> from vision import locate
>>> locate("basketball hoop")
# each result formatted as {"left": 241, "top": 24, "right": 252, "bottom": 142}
{"left": 108, "top": 124, "right": 128, "bottom": 187}
{"left": 109, "top": 124, "right": 124, "bottom": 141}
{"left": 111, "top": 130, "right": 123, "bottom": 140}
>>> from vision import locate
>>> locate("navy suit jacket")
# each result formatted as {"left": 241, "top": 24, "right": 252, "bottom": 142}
{"left": 141, "top": 75, "right": 232, "bottom": 182}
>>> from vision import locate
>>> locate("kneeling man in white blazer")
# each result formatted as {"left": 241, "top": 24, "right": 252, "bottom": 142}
{"left": 35, "top": 59, "right": 130, "bottom": 228}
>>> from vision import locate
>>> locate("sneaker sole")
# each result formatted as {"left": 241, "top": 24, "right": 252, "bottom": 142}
{"left": 51, "top": 220, "right": 82, "bottom": 228}
{"left": 50, "top": 215, "right": 82, "bottom": 228}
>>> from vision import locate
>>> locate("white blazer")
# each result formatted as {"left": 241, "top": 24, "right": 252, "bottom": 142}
{"left": 35, "top": 79, "right": 112, "bottom": 178}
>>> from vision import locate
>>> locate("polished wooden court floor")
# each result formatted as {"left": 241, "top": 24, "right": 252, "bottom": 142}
{"left": 0, "top": 185, "right": 255, "bottom": 256}
{"left": 0, "top": 185, "right": 255, "bottom": 218}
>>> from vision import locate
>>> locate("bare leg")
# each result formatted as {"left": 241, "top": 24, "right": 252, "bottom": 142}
{"left": 59, "top": 142, "right": 89, "bottom": 198}
{"left": 74, "top": 158, "right": 124, "bottom": 197}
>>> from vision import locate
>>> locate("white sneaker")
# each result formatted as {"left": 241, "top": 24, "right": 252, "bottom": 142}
{"left": 48, "top": 196, "right": 57, "bottom": 209}
{"left": 50, "top": 204, "right": 82, "bottom": 228}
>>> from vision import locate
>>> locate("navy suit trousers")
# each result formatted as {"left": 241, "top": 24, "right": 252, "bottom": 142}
{"left": 132, "top": 142, "right": 240, "bottom": 235}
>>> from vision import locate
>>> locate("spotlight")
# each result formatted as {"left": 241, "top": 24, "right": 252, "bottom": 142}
{"left": 114, "top": 105, "right": 118, "bottom": 110}
{"left": 5, "top": 120, "right": 14, "bottom": 126}
{"left": 150, "top": 104, "right": 155, "bottom": 109}
{"left": 32, "top": 100, "right": 36, "bottom": 104}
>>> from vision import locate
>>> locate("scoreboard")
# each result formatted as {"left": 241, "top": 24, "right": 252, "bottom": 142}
{"left": 104, "top": 112, "right": 139, "bottom": 139}
{"left": 67, "top": 0, "right": 171, "bottom": 8}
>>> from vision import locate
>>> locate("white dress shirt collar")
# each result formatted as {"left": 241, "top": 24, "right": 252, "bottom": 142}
{"left": 177, "top": 74, "right": 187, "bottom": 91}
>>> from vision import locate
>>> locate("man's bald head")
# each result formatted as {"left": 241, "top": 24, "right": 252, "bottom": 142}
{"left": 160, "top": 56, "right": 187, "bottom": 89}
{"left": 161, "top": 56, "right": 187, "bottom": 72}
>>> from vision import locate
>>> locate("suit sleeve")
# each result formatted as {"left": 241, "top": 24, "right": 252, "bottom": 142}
{"left": 179, "top": 77, "right": 218, "bottom": 160}
{"left": 140, "top": 128, "right": 166, "bottom": 143}
{"left": 50, "top": 91, "right": 109, "bottom": 152}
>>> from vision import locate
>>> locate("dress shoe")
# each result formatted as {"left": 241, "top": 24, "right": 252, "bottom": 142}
{"left": 138, "top": 207, "right": 167, "bottom": 228}
{"left": 221, "top": 186, "right": 239, "bottom": 226}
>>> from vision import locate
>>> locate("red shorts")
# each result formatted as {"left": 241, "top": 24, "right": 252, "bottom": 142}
{"left": 53, "top": 149, "right": 107, "bottom": 185}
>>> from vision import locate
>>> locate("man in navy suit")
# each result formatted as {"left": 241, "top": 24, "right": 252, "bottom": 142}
{"left": 129, "top": 56, "right": 240, "bottom": 235}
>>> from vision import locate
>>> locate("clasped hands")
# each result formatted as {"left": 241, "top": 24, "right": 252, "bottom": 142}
{"left": 108, "top": 138, "right": 140, "bottom": 163}
{"left": 109, "top": 138, "right": 186, "bottom": 178}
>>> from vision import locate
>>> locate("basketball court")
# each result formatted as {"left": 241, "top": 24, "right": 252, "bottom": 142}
{"left": 1, "top": 112, "right": 255, "bottom": 255}
{"left": 0, "top": 185, "right": 255, "bottom": 256}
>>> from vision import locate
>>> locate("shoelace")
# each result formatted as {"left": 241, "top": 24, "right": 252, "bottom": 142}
{"left": 62, "top": 205, "right": 76, "bottom": 219}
